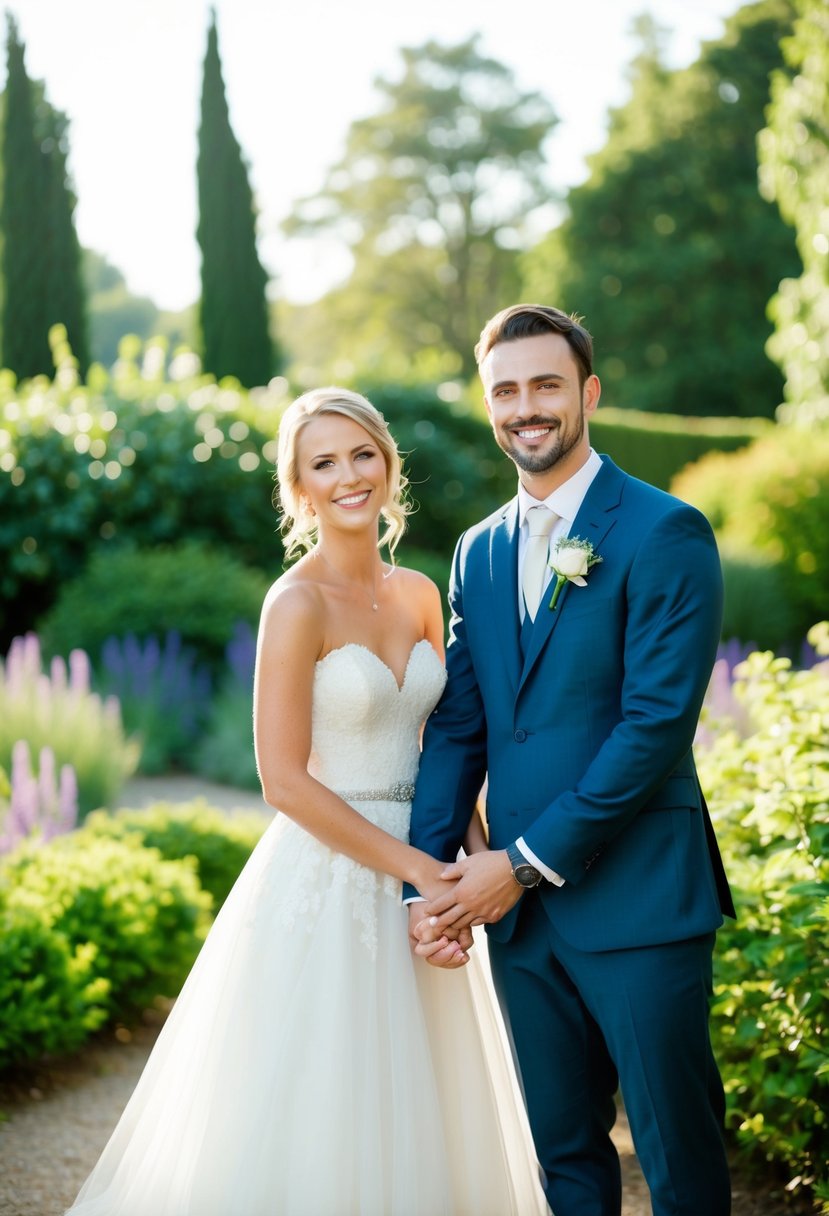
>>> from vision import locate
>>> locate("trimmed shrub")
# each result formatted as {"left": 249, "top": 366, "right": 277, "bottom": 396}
{"left": 718, "top": 547, "right": 801, "bottom": 653}
{"left": 673, "top": 428, "right": 829, "bottom": 646}
{"left": 0, "top": 903, "right": 109, "bottom": 1069}
{"left": 39, "top": 544, "right": 270, "bottom": 672}
{"left": 0, "top": 634, "right": 137, "bottom": 817}
{"left": 591, "top": 407, "right": 772, "bottom": 491}
{"left": 83, "top": 800, "right": 268, "bottom": 911}
{"left": 2, "top": 831, "right": 211, "bottom": 1018}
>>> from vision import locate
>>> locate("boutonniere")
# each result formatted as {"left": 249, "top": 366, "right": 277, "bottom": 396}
{"left": 548, "top": 537, "right": 603, "bottom": 610}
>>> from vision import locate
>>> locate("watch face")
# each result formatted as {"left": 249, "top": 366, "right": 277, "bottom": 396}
{"left": 514, "top": 864, "right": 541, "bottom": 888}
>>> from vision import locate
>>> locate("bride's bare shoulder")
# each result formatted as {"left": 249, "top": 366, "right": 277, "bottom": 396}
{"left": 260, "top": 564, "right": 327, "bottom": 638}
{"left": 387, "top": 563, "right": 442, "bottom": 603}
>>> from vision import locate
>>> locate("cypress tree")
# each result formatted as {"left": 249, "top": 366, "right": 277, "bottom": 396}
{"left": 196, "top": 10, "right": 274, "bottom": 387}
{"left": 0, "top": 15, "right": 88, "bottom": 379}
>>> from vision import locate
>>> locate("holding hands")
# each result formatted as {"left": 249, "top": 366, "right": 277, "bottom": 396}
{"left": 409, "top": 850, "right": 524, "bottom": 969}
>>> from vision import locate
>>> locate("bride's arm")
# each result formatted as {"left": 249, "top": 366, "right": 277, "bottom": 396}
{"left": 463, "top": 803, "right": 490, "bottom": 855}
{"left": 253, "top": 582, "right": 451, "bottom": 898}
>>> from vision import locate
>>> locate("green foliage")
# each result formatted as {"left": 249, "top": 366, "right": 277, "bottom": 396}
{"left": 83, "top": 800, "right": 267, "bottom": 911}
{"left": 367, "top": 383, "right": 515, "bottom": 552}
{"left": 0, "top": 19, "right": 88, "bottom": 379}
{"left": 591, "top": 407, "right": 772, "bottom": 490}
{"left": 523, "top": 2, "right": 798, "bottom": 418}
{"left": 0, "top": 903, "right": 108, "bottom": 1069}
{"left": 0, "top": 634, "right": 137, "bottom": 818}
{"left": 0, "top": 342, "right": 285, "bottom": 650}
{"left": 717, "top": 547, "right": 800, "bottom": 651}
{"left": 2, "top": 831, "right": 210, "bottom": 1021}
{"left": 284, "top": 36, "right": 556, "bottom": 381}
{"left": 758, "top": 0, "right": 829, "bottom": 425}
{"left": 698, "top": 632, "right": 829, "bottom": 1200}
{"left": 197, "top": 13, "right": 274, "bottom": 387}
{"left": 672, "top": 427, "right": 829, "bottom": 644}
{"left": 40, "top": 544, "right": 269, "bottom": 672}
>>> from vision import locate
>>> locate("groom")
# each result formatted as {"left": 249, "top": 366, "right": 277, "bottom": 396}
{"left": 408, "top": 304, "right": 735, "bottom": 1216}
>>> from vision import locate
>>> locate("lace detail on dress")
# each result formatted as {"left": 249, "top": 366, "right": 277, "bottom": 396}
{"left": 268, "top": 641, "right": 446, "bottom": 957}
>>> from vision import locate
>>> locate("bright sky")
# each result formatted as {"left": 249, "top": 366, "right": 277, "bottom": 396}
{"left": 7, "top": 0, "right": 744, "bottom": 310}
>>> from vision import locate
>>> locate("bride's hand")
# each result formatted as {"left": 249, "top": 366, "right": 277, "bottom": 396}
{"left": 407, "top": 903, "right": 471, "bottom": 968}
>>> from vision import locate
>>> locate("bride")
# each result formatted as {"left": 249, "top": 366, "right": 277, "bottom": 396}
{"left": 65, "top": 387, "right": 548, "bottom": 1216}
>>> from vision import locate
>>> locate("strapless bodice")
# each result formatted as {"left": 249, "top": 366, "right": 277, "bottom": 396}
{"left": 309, "top": 640, "right": 446, "bottom": 796}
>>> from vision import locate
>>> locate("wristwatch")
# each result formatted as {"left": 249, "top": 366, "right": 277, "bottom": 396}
{"left": 506, "top": 842, "right": 543, "bottom": 888}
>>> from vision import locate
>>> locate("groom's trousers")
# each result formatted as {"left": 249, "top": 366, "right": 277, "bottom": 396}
{"left": 487, "top": 895, "right": 731, "bottom": 1216}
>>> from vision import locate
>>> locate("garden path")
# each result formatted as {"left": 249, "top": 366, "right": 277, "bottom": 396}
{"left": 0, "top": 777, "right": 777, "bottom": 1215}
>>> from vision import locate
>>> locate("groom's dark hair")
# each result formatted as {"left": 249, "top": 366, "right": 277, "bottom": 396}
{"left": 475, "top": 304, "right": 593, "bottom": 389}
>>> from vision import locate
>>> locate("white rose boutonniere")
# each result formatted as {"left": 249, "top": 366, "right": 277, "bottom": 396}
{"left": 548, "top": 536, "right": 603, "bottom": 610}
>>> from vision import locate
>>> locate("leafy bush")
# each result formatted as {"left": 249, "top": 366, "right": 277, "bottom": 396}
{"left": 364, "top": 383, "right": 515, "bottom": 554}
{"left": 591, "top": 407, "right": 772, "bottom": 491}
{"left": 0, "top": 634, "right": 137, "bottom": 817}
{"left": 39, "top": 544, "right": 270, "bottom": 672}
{"left": 673, "top": 428, "right": 829, "bottom": 647}
{"left": 83, "top": 800, "right": 268, "bottom": 911}
{"left": 697, "top": 623, "right": 829, "bottom": 1203}
{"left": 2, "top": 831, "right": 211, "bottom": 1019}
{"left": 0, "top": 339, "right": 286, "bottom": 650}
{"left": 0, "top": 903, "right": 109, "bottom": 1069}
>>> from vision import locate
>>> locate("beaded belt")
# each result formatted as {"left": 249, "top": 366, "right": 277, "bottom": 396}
{"left": 336, "top": 781, "right": 415, "bottom": 803}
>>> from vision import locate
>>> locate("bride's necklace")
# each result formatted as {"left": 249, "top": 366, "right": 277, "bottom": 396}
{"left": 315, "top": 550, "right": 381, "bottom": 611}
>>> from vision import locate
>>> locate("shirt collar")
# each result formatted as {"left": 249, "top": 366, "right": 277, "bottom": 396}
{"left": 517, "top": 449, "right": 603, "bottom": 528}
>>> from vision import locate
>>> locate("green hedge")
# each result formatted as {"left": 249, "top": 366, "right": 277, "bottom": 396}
{"left": 591, "top": 407, "right": 772, "bottom": 491}
{"left": 673, "top": 427, "right": 829, "bottom": 647}
{"left": 698, "top": 623, "right": 829, "bottom": 1207}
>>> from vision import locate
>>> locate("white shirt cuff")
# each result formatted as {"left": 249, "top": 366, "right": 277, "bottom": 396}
{"left": 516, "top": 837, "right": 565, "bottom": 887}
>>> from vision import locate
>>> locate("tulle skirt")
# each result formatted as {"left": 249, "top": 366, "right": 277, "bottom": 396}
{"left": 65, "top": 812, "right": 548, "bottom": 1215}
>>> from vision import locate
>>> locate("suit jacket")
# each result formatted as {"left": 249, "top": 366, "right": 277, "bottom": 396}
{"left": 410, "top": 455, "right": 735, "bottom": 952}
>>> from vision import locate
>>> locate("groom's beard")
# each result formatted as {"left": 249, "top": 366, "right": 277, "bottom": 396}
{"left": 494, "top": 410, "right": 585, "bottom": 475}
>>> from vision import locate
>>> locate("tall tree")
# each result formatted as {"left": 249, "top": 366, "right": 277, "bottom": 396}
{"left": 1, "top": 15, "right": 88, "bottom": 379}
{"left": 758, "top": 0, "right": 829, "bottom": 424}
{"left": 196, "top": 10, "right": 274, "bottom": 387}
{"left": 523, "top": 1, "right": 799, "bottom": 418}
{"left": 285, "top": 37, "right": 557, "bottom": 380}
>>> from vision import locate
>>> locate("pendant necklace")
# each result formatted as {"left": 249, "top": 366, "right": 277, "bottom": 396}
{"left": 316, "top": 550, "right": 379, "bottom": 611}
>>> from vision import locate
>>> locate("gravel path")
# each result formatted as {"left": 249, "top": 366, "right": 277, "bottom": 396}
{"left": 0, "top": 777, "right": 799, "bottom": 1214}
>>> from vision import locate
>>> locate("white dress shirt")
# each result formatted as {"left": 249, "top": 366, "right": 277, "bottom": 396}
{"left": 515, "top": 449, "right": 603, "bottom": 885}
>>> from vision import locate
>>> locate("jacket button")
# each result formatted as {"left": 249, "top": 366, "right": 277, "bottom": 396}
{"left": 514, "top": 728, "right": 527, "bottom": 743}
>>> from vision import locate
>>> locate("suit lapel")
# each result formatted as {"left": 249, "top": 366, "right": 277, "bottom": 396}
{"left": 518, "top": 456, "right": 625, "bottom": 691}
{"left": 489, "top": 499, "right": 522, "bottom": 697}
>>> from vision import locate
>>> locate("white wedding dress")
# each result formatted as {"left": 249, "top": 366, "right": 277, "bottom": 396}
{"left": 66, "top": 640, "right": 548, "bottom": 1216}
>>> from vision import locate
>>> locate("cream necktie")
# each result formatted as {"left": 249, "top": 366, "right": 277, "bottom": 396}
{"left": 522, "top": 506, "right": 557, "bottom": 621}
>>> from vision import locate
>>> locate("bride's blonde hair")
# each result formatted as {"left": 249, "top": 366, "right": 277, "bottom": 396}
{"left": 276, "top": 387, "right": 410, "bottom": 561}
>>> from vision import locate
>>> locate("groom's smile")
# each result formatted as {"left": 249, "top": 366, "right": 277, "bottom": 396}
{"left": 481, "top": 331, "right": 600, "bottom": 494}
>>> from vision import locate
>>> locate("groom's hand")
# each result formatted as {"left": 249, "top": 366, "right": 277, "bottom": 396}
{"left": 425, "top": 851, "right": 522, "bottom": 930}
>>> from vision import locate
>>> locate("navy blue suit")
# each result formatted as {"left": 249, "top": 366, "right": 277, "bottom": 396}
{"left": 410, "top": 456, "right": 733, "bottom": 1215}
